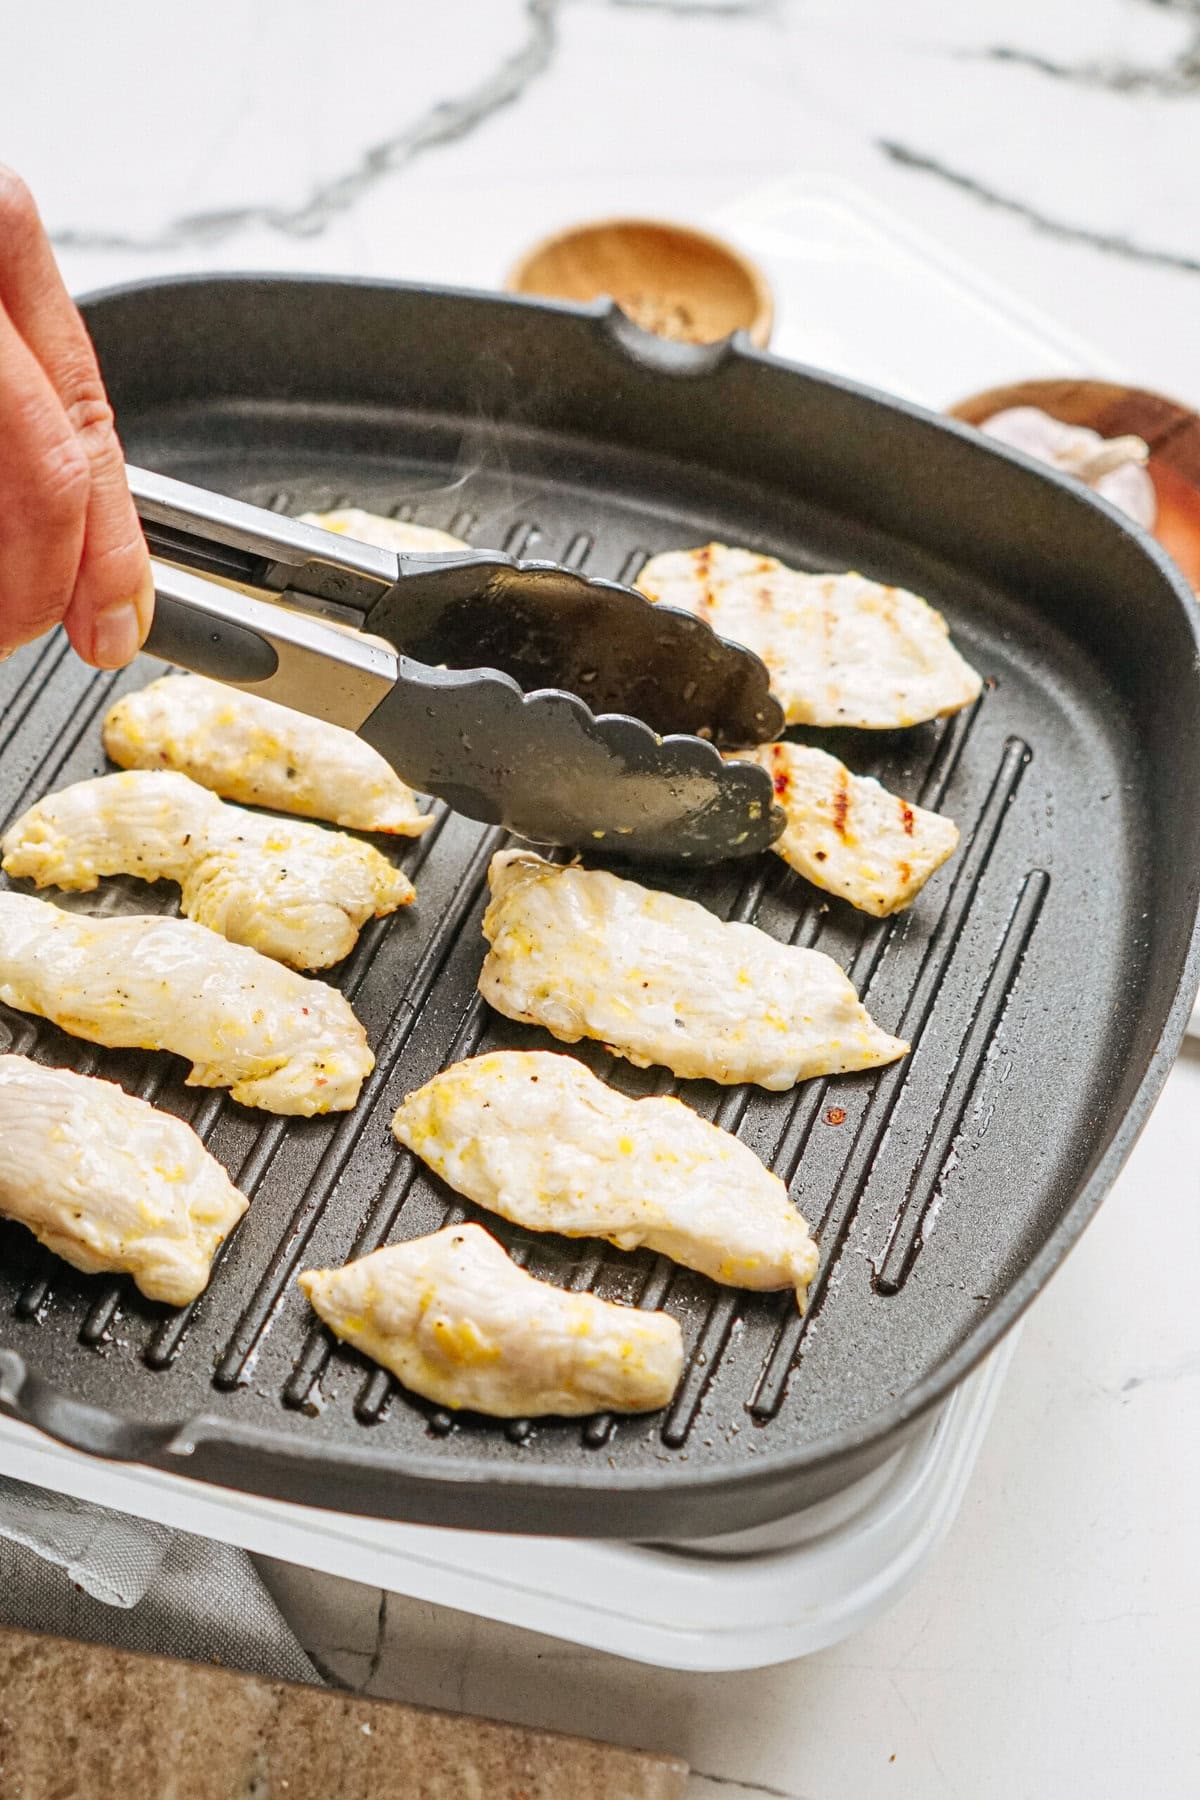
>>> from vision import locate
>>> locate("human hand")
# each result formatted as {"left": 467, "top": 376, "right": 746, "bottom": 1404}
{"left": 0, "top": 168, "right": 153, "bottom": 667}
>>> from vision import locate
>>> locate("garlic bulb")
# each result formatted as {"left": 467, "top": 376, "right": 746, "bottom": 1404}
{"left": 980, "top": 406, "right": 1156, "bottom": 530}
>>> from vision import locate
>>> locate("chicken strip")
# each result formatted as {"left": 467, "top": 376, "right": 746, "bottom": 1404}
{"left": 103, "top": 675, "right": 431, "bottom": 837}
{"left": 479, "top": 851, "right": 906, "bottom": 1088}
{"left": 299, "top": 508, "right": 468, "bottom": 553}
{"left": 299, "top": 1222, "right": 684, "bottom": 1417}
{"left": 736, "top": 742, "right": 959, "bottom": 916}
{"left": 3, "top": 770, "right": 414, "bottom": 971}
{"left": 0, "top": 1054, "right": 246, "bottom": 1305}
{"left": 0, "top": 893, "right": 372, "bottom": 1114}
{"left": 392, "top": 1051, "right": 819, "bottom": 1308}
{"left": 637, "top": 543, "right": 982, "bottom": 728}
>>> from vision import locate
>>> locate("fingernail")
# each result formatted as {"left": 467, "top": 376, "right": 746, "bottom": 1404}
{"left": 132, "top": 565, "right": 156, "bottom": 639}
{"left": 92, "top": 600, "right": 143, "bottom": 669}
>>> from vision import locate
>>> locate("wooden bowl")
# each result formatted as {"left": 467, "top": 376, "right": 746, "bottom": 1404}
{"left": 949, "top": 377, "right": 1200, "bottom": 590}
{"left": 505, "top": 218, "right": 773, "bottom": 349}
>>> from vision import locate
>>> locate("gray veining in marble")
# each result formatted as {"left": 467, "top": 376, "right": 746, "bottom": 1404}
{"left": 51, "top": 0, "right": 561, "bottom": 254}
{"left": 879, "top": 138, "right": 1200, "bottom": 276}
{"left": 977, "top": 1, "right": 1200, "bottom": 99}
{"left": 609, "top": 0, "right": 777, "bottom": 15}
{"left": 47, "top": 0, "right": 1198, "bottom": 293}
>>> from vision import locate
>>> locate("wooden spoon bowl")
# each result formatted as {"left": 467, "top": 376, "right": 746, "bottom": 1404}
{"left": 950, "top": 378, "right": 1200, "bottom": 589}
{"left": 506, "top": 217, "right": 773, "bottom": 349}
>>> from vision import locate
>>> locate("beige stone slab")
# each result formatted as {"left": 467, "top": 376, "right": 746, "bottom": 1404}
{"left": 0, "top": 1626, "right": 687, "bottom": 1800}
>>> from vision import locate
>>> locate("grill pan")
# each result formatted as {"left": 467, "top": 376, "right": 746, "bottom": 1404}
{"left": 1, "top": 275, "right": 1198, "bottom": 1540}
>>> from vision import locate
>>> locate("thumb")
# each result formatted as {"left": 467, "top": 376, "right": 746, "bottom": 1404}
{"left": 61, "top": 420, "right": 155, "bottom": 669}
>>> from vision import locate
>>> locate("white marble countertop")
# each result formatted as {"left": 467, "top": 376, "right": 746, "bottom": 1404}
{"left": 7, "top": 2, "right": 1200, "bottom": 1795}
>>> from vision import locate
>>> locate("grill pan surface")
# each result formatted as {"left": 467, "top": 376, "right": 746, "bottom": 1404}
{"left": 1, "top": 276, "right": 1198, "bottom": 1540}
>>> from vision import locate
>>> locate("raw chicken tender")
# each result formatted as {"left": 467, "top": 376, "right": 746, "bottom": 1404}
{"left": 3, "top": 770, "right": 413, "bottom": 970}
{"left": 392, "top": 1051, "right": 819, "bottom": 1308}
{"left": 736, "top": 742, "right": 959, "bottom": 916}
{"left": 0, "top": 1054, "right": 246, "bottom": 1304}
{"left": 479, "top": 850, "right": 907, "bottom": 1088}
{"left": 637, "top": 543, "right": 982, "bottom": 728}
{"left": 299, "top": 508, "right": 468, "bottom": 553}
{"left": 0, "top": 893, "right": 372, "bottom": 1114}
{"left": 103, "top": 675, "right": 431, "bottom": 837}
{"left": 299, "top": 1222, "right": 684, "bottom": 1417}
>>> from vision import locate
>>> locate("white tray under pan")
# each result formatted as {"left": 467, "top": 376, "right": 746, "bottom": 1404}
{"left": 0, "top": 1338, "right": 1015, "bottom": 1671}
{"left": 0, "top": 180, "right": 1121, "bottom": 1669}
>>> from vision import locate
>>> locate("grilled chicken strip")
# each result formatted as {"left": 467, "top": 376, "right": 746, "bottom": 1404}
{"left": 0, "top": 1054, "right": 246, "bottom": 1304}
{"left": 299, "top": 508, "right": 468, "bottom": 553}
{"left": 479, "top": 851, "right": 906, "bottom": 1088}
{"left": 0, "top": 893, "right": 372, "bottom": 1114}
{"left": 103, "top": 675, "right": 431, "bottom": 838}
{"left": 3, "top": 770, "right": 413, "bottom": 971}
{"left": 637, "top": 543, "right": 982, "bottom": 728}
{"left": 736, "top": 742, "right": 959, "bottom": 916}
{"left": 299, "top": 1222, "right": 684, "bottom": 1417}
{"left": 392, "top": 1051, "right": 820, "bottom": 1308}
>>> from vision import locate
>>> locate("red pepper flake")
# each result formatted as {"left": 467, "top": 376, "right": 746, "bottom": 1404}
{"left": 899, "top": 801, "right": 915, "bottom": 837}
{"left": 825, "top": 1106, "right": 847, "bottom": 1126}
{"left": 897, "top": 860, "right": 912, "bottom": 884}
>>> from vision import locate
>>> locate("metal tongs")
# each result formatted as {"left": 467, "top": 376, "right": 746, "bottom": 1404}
{"left": 131, "top": 468, "right": 786, "bottom": 862}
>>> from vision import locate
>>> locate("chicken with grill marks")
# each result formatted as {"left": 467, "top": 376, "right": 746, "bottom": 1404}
{"left": 638, "top": 543, "right": 981, "bottom": 729}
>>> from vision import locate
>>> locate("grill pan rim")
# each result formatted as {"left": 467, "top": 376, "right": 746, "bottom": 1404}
{"left": 2, "top": 272, "right": 1198, "bottom": 1536}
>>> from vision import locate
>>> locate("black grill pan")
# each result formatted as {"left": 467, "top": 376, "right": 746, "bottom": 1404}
{"left": 1, "top": 276, "right": 1197, "bottom": 1540}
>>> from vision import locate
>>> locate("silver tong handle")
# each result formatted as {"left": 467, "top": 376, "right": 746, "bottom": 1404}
{"left": 129, "top": 465, "right": 399, "bottom": 615}
{"left": 144, "top": 561, "right": 397, "bottom": 730}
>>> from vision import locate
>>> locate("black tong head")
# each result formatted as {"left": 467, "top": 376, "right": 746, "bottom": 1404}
{"left": 132, "top": 468, "right": 785, "bottom": 862}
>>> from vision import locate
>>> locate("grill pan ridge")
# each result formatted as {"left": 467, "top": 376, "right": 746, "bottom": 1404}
{"left": 0, "top": 275, "right": 1197, "bottom": 1539}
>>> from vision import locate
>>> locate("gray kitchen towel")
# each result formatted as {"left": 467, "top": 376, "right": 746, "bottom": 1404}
{"left": 0, "top": 1474, "right": 174, "bottom": 1606}
{"left": 0, "top": 1473, "right": 319, "bottom": 1682}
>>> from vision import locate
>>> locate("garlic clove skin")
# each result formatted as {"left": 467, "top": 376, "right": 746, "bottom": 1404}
{"left": 1093, "top": 462, "right": 1158, "bottom": 531}
{"left": 980, "top": 405, "right": 1157, "bottom": 531}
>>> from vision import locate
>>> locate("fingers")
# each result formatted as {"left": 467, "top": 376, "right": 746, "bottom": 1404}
{"left": 60, "top": 399, "right": 156, "bottom": 669}
{"left": 0, "top": 167, "right": 153, "bottom": 667}
{"left": 0, "top": 297, "right": 89, "bottom": 658}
